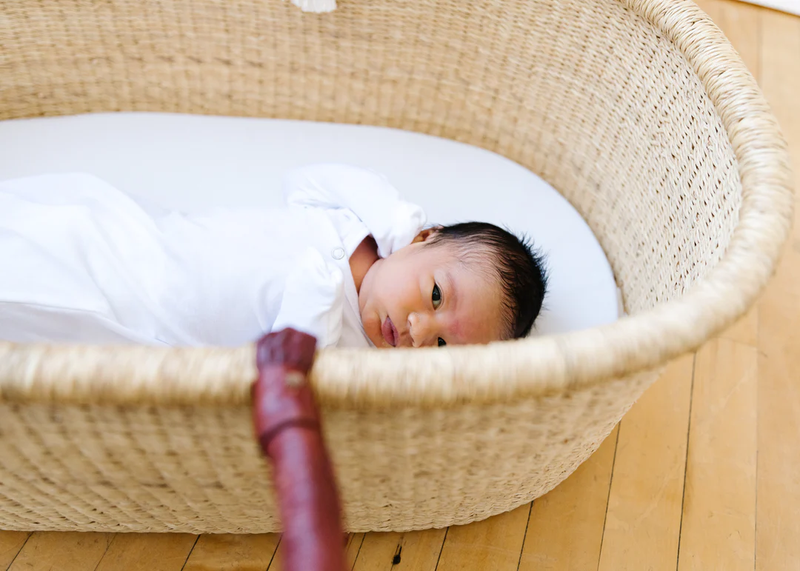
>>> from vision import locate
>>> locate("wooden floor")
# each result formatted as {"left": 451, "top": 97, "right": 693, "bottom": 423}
{"left": 2, "top": 1, "right": 798, "bottom": 569}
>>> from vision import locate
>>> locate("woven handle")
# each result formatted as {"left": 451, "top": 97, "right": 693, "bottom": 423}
{"left": 252, "top": 329, "right": 346, "bottom": 571}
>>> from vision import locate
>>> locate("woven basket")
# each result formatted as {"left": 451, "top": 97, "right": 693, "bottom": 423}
{"left": 0, "top": 0, "right": 793, "bottom": 534}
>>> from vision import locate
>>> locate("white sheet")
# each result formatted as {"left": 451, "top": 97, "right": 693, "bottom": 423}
{"left": 0, "top": 112, "right": 621, "bottom": 337}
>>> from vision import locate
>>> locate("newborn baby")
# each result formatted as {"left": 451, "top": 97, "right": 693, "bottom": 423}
{"left": 0, "top": 163, "right": 547, "bottom": 348}
{"left": 356, "top": 221, "right": 547, "bottom": 348}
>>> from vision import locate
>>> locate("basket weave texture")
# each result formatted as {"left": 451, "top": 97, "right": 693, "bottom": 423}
{"left": 0, "top": 0, "right": 793, "bottom": 533}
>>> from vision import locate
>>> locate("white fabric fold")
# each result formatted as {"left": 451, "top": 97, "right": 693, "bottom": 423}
{"left": 0, "top": 164, "right": 424, "bottom": 348}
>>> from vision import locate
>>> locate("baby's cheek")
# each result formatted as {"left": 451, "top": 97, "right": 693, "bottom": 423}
{"left": 463, "top": 309, "right": 503, "bottom": 344}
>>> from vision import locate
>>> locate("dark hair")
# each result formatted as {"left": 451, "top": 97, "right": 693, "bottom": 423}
{"left": 426, "top": 222, "right": 548, "bottom": 339}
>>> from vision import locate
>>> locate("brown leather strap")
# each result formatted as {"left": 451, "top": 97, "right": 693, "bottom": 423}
{"left": 252, "top": 328, "right": 346, "bottom": 571}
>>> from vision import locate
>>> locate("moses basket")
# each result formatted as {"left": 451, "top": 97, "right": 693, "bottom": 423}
{"left": 0, "top": 0, "right": 793, "bottom": 534}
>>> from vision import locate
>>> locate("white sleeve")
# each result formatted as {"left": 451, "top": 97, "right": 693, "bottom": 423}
{"left": 282, "top": 163, "right": 427, "bottom": 258}
{"left": 270, "top": 247, "right": 344, "bottom": 349}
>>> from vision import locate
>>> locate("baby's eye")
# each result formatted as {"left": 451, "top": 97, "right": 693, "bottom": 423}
{"left": 438, "top": 338, "right": 447, "bottom": 347}
{"left": 432, "top": 284, "right": 442, "bottom": 309}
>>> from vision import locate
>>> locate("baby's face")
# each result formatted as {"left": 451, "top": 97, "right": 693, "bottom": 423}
{"left": 358, "top": 238, "right": 506, "bottom": 348}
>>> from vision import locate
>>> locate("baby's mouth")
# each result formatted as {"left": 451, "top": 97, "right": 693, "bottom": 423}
{"left": 381, "top": 316, "right": 399, "bottom": 347}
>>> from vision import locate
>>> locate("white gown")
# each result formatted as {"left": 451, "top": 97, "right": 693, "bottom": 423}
{"left": 0, "top": 163, "right": 426, "bottom": 348}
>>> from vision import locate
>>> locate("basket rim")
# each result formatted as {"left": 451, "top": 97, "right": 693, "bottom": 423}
{"left": 0, "top": 0, "right": 793, "bottom": 408}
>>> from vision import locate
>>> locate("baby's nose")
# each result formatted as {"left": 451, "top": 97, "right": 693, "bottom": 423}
{"left": 408, "top": 313, "right": 435, "bottom": 348}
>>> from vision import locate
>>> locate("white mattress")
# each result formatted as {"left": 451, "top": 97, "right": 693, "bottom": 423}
{"left": 0, "top": 112, "right": 620, "bottom": 337}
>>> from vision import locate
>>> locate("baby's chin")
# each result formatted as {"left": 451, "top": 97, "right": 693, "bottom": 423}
{"left": 358, "top": 283, "right": 394, "bottom": 348}
{"left": 359, "top": 307, "right": 386, "bottom": 348}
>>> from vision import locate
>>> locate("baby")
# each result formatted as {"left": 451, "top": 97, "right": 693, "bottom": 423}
{"left": 0, "top": 163, "right": 547, "bottom": 348}
{"left": 354, "top": 222, "right": 546, "bottom": 348}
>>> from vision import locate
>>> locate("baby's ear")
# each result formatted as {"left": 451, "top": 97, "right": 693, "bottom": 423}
{"left": 412, "top": 226, "right": 442, "bottom": 244}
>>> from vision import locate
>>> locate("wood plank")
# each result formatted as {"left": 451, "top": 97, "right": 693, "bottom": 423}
{"left": 93, "top": 534, "right": 197, "bottom": 571}
{"left": 8, "top": 532, "right": 113, "bottom": 571}
{"left": 351, "top": 529, "right": 446, "bottom": 571}
{"left": 182, "top": 533, "right": 279, "bottom": 571}
{"left": 518, "top": 425, "right": 618, "bottom": 571}
{"left": 268, "top": 533, "right": 362, "bottom": 571}
{"left": 0, "top": 532, "right": 30, "bottom": 570}
{"left": 597, "top": 354, "right": 694, "bottom": 571}
{"left": 757, "top": 293, "right": 800, "bottom": 571}
{"left": 677, "top": 339, "right": 758, "bottom": 571}
{"left": 756, "top": 9, "right": 800, "bottom": 571}
{"left": 346, "top": 533, "right": 366, "bottom": 569}
{"left": 435, "top": 504, "right": 530, "bottom": 571}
